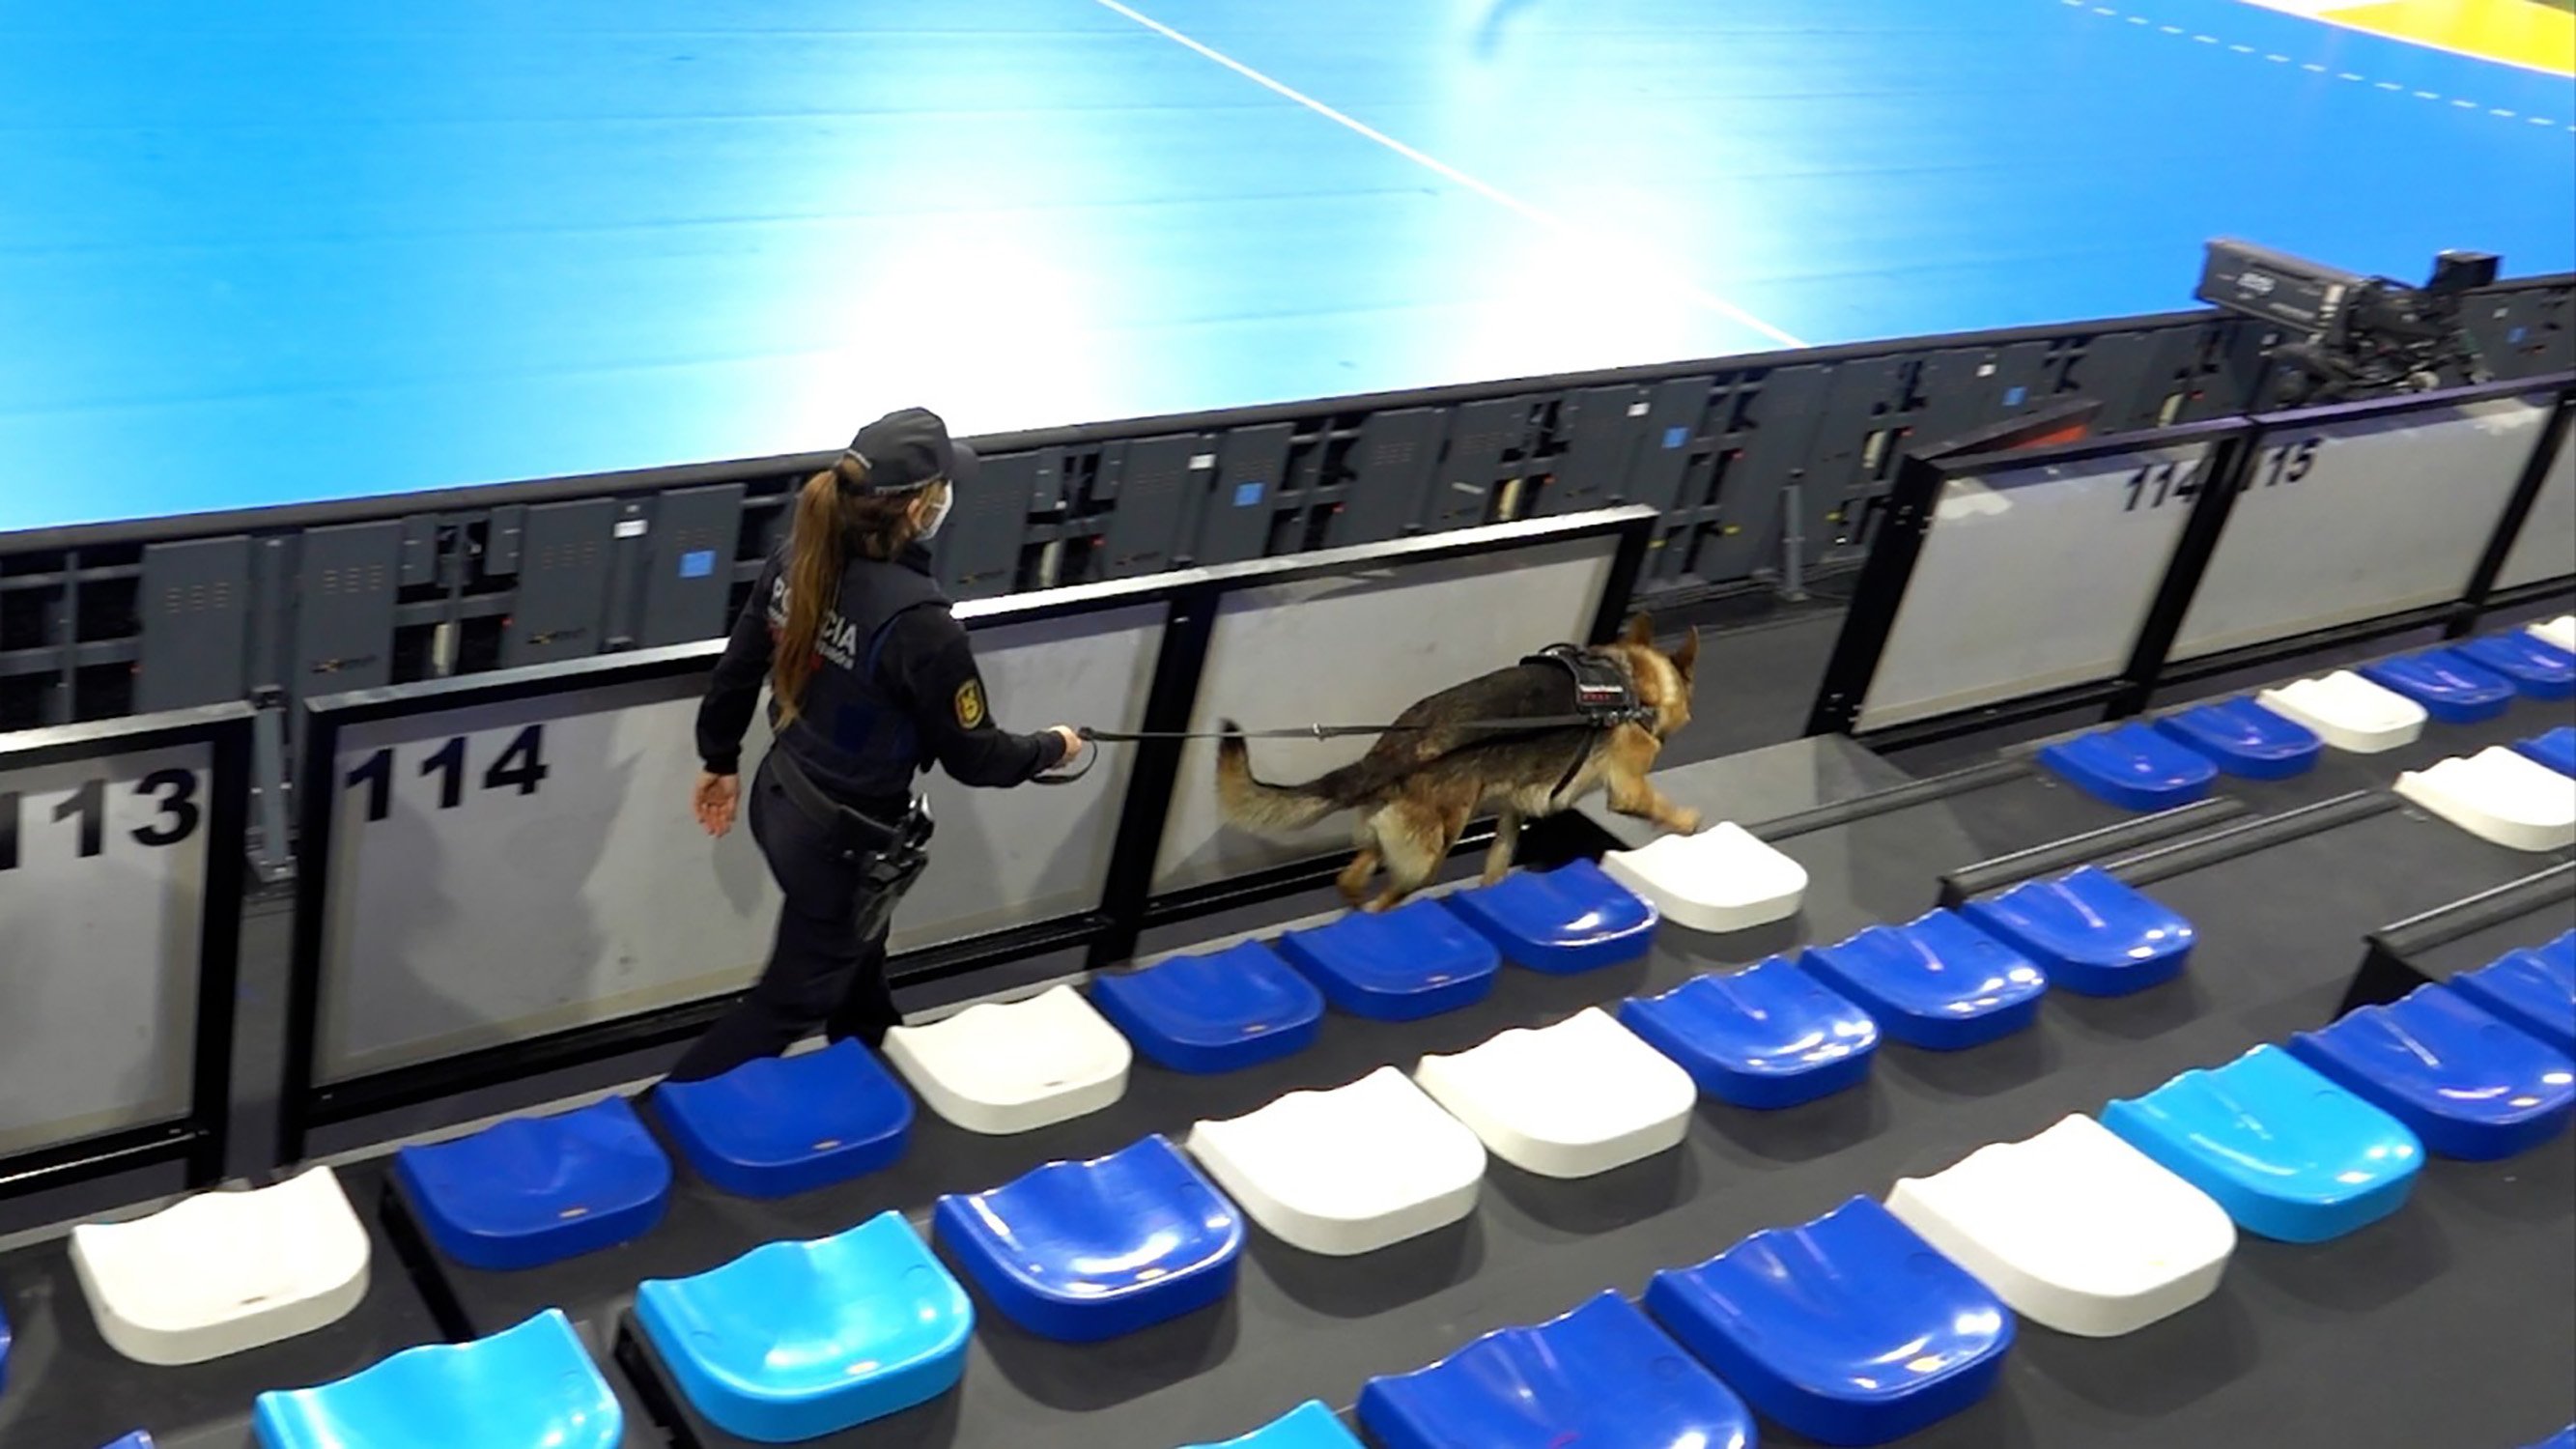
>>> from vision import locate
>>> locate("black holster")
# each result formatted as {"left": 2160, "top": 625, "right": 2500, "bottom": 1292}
{"left": 766, "top": 751, "right": 935, "bottom": 943}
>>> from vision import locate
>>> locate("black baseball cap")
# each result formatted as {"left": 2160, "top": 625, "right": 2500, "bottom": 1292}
{"left": 846, "top": 407, "right": 978, "bottom": 494}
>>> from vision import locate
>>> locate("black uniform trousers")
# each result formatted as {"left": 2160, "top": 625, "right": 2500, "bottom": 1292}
{"left": 664, "top": 757, "right": 905, "bottom": 1082}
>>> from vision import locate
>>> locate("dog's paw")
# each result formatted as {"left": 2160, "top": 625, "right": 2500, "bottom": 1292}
{"left": 1670, "top": 807, "right": 1705, "bottom": 835}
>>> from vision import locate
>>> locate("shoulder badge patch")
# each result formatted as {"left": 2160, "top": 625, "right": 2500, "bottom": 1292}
{"left": 954, "top": 679, "right": 987, "bottom": 729}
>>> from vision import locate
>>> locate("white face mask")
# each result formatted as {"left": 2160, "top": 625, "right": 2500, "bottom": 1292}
{"left": 917, "top": 487, "right": 952, "bottom": 539}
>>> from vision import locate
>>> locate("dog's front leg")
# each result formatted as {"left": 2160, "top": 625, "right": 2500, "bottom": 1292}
{"left": 1603, "top": 731, "right": 1701, "bottom": 835}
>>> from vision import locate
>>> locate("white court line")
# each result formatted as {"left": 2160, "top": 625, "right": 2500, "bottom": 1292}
{"left": 1090, "top": 0, "right": 1809, "bottom": 348}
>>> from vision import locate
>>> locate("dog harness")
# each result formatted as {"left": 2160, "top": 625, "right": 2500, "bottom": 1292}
{"left": 1520, "top": 643, "right": 1656, "bottom": 805}
{"left": 1520, "top": 643, "right": 1654, "bottom": 729}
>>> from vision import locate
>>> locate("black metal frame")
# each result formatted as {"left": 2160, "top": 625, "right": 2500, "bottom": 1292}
{"left": 1808, "top": 373, "right": 2576, "bottom": 749}
{"left": 0, "top": 703, "right": 251, "bottom": 1201}
{"left": 276, "top": 507, "right": 1656, "bottom": 1158}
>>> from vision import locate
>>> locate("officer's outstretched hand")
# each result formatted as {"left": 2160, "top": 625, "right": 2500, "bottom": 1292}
{"left": 694, "top": 771, "right": 741, "bottom": 838}
{"left": 1050, "top": 725, "right": 1087, "bottom": 764}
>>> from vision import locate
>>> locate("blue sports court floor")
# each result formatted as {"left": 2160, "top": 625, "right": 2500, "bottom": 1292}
{"left": 2, "top": 0, "right": 2570, "bottom": 535}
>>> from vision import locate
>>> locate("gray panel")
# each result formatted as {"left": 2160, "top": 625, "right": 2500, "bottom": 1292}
{"left": 1327, "top": 408, "right": 1441, "bottom": 547}
{"left": 135, "top": 536, "right": 251, "bottom": 712}
{"left": 1624, "top": 376, "right": 1712, "bottom": 515}
{"left": 1099, "top": 436, "right": 1206, "bottom": 577}
{"left": 2469, "top": 287, "right": 2576, "bottom": 377}
{"left": 484, "top": 503, "right": 525, "bottom": 575}
{"left": 1150, "top": 532, "right": 1623, "bottom": 894}
{"left": 637, "top": 485, "right": 744, "bottom": 648}
{"left": 1716, "top": 363, "right": 1832, "bottom": 577}
{"left": 1427, "top": 398, "right": 1527, "bottom": 530}
{"left": 0, "top": 740, "right": 210, "bottom": 1156}
{"left": 938, "top": 450, "right": 1050, "bottom": 599}
{"left": 890, "top": 603, "right": 1164, "bottom": 952}
{"left": 316, "top": 673, "right": 776, "bottom": 1082}
{"left": 2076, "top": 327, "right": 2204, "bottom": 432}
{"left": 1858, "top": 440, "right": 2211, "bottom": 732}
{"left": 397, "top": 515, "right": 440, "bottom": 588}
{"left": 2496, "top": 421, "right": 2576, "bottom": 591}
{"left": 501, "top": 499, "right": 618, "bottom": 668}
{"left": 2172, "top": 393, "right": 2557, "bottom": 661}
{"left": 294, "top": 521, "right": 402, "bottom": 693}
{"left": 1546, "top": 384, "right": 1647, "bottom": 516}
{"left": 1197, "top": 423, "right": 1291, "bottom": 566}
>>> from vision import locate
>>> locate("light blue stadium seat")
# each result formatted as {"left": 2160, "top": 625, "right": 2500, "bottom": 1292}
{"left": 1181, "top": 1401, "right": 1364, "bottom": 1449}
{"left": 1, "top": 1295, "right": 11, "bottom": 1395}
{"left": 1645, "top": 1195, "right": 2013, "bottom": 1445}
{"left": 2102, "top": 1044, "right": 2421, "bottom": 1242}
{"left": 635, "top": 1210, "right": 971, "bottom": 1440}
{"left": 2037, "top": 722, "right": 2220, "bottom": 811}
{"left": 2357, "top": 648, "right": 2516, "bottom": 724}
{"left": 1440, "top": 860, "right": 1659, "bottom": 974}
{"left": 1962, "top": 867, "right": 2194, "bottom": 996}
{"left": 2153, "top": 697, "right": 2321, "bottom": 780}
{"left": 99, "top": 1436, "right": 156, "bottom": 1449}
{"left": 651, "top": 1038, "right": 914, "bottom": 1198}
{"left": 2459, "top": 631, "right": 2576, "bottom": 699}
{"left": 393, "top": 1094, "right": 670, "bottom": 1271}
{"left": 252, "top": 1309, "right": 619, "bottom": 1449}
{"left": 1276, "top": 898, "right": 1500, "bottom": 1021}
{"left": 933, "top": 1134, "right": 1243, "bottom": 1342}
{"left": 1090, "top": 941, "right": 1325, "bottom": 1074}
{"left": 2289, "top": 985, "right": 2576, "bottom": 1160}
{"left": 1618, "top": 957, "right": 1879, "bottom": 1108}
{"left": 1800, "top": 909, "right": 2048, "bottom": 1051}
{"left": 2523, "top": 1423, "right": 2575, "bottom": 1449}
{"left": 1358, "top": 1291, "right": 1753, "bottom": 1449}
{"left": 2514, "top": 725, "right": 2576, "bottom": 778}
{"left": 2451, "top": 937, "right": 2576, "bottom": 1056}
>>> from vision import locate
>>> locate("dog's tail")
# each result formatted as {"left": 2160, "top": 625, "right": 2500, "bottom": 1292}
{"left": 1216, "top": 720, "right": 1366, "bottom": 835}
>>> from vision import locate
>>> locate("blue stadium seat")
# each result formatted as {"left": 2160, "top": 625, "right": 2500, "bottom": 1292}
{"left": 253, "top": 1309, "right": 619, "bottom": 1449}
{"left": 2152, "top": 697, "right": 2321, "bottom": 780}
{"left": 2459, "top": 631, "right": 2576, "bottom": 699}
{"left": 1618, "top": 958, "right": 1879, "bottom": 1108}
{"left": 1800, "top": 909, "right": 2048, "bottom": 1051}
{"left": 1644, "top": 1195, "right": 2013, "bottom": 1445}
{"left": 636, "top": 1210, "right": 971, "bottom": 1441}
{"left": 2289, "top": 985, "right": 2576, "bottom": 1160}
{"left": 2357, "top": 648, "right": 2516, "bottom": 724}
{"left": 1089, "top": 941, "right": 1324, "bottom": 1074}
{"left": 1962, "top": 867, "right": 2194, "bottom": 996}
{"left": 2101, "top": 1044, "right": 2421, "bottom": 1242}
{"left": 1276, "top": 899, "right": 1500, "bottom": 1021}
{"left": 1182, "top": 1401, "right": 1363, "bottom": 1448}
{"left": 1357, "top": 1291, "right": 1754, "bottom": 1449}
{"left": 392, "top": 1094, "right": 671, "bottom": 1271}
{"left": 2523, "top": 1424, "right": 2575, "bottom": 1449}
{"left": 99, "top": 1437, "right": 156, "bottom": 1449}
{"left": 1440, "top": 860, "right": 1659, "bottom": 974}
{"left": 2450, "top": 937, "right": 2576, "bottom": 1055}
{"left": 1, "top": 1295, "right": 11, "bottom": 1395}
{"left": 2515, "top": 725, "right": 2576, "bottom": 778}
{"left": 932, "top": 1134, "right": 1244, "bottom": 1342}
{"left": 2038, "top": 722, "right": 2220, "bottom": 811}
{"left": 651, "top": 1038, "right": 913, "bottom": 1198}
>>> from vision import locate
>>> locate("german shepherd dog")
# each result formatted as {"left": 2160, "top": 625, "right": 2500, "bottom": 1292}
{"left": 1217, "top": 614, "right": 1703, "bottom": 911}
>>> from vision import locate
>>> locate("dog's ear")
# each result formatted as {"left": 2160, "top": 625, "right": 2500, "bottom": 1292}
{"left": 1672, "top": 626, "right": 1699, "bottom": 683}
{"left": 1624, "top": 611, "right": 1656, "bottom": 647}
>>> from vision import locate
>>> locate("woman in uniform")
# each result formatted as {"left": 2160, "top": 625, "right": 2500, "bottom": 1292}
{"left": 670, "top": 406, "right": 1083, "bottom": 1082}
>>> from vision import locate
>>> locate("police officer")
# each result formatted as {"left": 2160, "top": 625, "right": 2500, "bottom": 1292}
{"left": 670, "top": 407, "right": 1083, "bottom": 1082}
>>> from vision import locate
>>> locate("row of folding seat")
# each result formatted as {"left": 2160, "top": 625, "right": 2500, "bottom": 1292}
{"left": 20, "top": 829, "right": 2568, "bottom": 1444}
{"left": 2038, "top": 619, "right": 2575, "bottom": 826}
